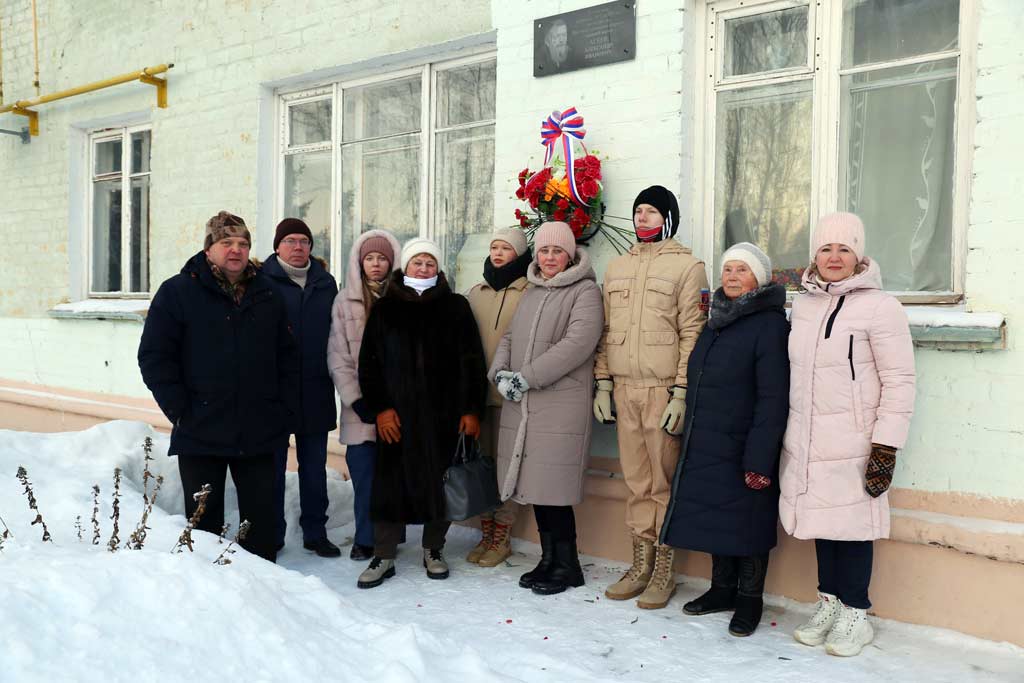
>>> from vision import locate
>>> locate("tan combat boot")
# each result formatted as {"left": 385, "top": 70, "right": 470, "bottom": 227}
{"left": 478, "top": 521, "right": 512, "bottom": 567}
{"left": 637, "top": 545, "right": 677, "bottom": 609}
{"left": 466, "top": 518, "right": 494, "bottom": 564}
{"left": 605, "top": 535, "right": 655, "bottom": 600}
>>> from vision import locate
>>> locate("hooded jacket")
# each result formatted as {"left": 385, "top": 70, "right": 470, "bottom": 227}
{"left": 779, "top": 259, "right": 916, "bottom": 541}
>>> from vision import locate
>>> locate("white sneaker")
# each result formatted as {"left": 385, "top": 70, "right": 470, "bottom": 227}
{"left": 825, "top": 604, "right": 874, "bottom": 657}
{"left": 794, "top": 592, "right": 841, "bottom": 646}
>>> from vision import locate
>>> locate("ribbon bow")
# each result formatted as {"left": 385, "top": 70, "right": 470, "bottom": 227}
{"left": 540, "top": 107, "right": 587, "bottom": 206}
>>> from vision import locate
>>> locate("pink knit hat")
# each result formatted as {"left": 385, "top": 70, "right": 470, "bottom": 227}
{"left": 533, "top": 221, "right": 576, "bottom": 259}
{"left": 811, "top": 212, "right": 866, "bottom": 262}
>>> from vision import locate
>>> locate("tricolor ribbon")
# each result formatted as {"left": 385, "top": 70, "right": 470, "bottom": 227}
{"left": 540, "top": 107, "right": 587, "bottom": 206}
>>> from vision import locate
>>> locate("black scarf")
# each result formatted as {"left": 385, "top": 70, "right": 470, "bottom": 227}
{"left": 482, "top": 248, "right": 532, "bottom": 291}
{"left": 708, "top": 283, "right": 786, "bottom": 330}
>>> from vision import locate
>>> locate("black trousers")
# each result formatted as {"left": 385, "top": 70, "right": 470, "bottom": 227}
{"left": 374, "top": 520, "right": 451, "bottom": 559}
{"left": 178, "top": 453, "right": 278, "bottom": 562}
{"left": 815, "top": 539, "right": 873, "bottom": 609}
{"left": 533, "top": 504, "right": 576, "bottom": 542}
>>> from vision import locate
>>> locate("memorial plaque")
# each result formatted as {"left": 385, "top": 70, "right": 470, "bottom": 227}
{"left": 533, "top": 1, "right": 637, "bottom": 78}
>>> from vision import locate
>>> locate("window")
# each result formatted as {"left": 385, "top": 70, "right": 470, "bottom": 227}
{"left": 703, "top": 0, "right": 969, "bottom": 297}
{"left": 88, "top": 126, "right": 151, "bottom": 296}
{"left": 278, "top": 55, "right": 496, "bottom": 287}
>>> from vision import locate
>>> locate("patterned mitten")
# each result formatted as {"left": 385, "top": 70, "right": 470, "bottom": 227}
{"left": 865, "top": 444, "right": 897, "bottom": 498}
{"left": 744, "top": 472, "right": 771, "bottom": 490}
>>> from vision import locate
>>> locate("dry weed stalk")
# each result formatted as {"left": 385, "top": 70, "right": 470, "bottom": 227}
{"left": 0, "top": 513, "right": 13, "bottom": 550}
{"left": 172, "top": 484, "right": 212, "bottom": 553}
{"left": 16, "top": 466, "right": 51, "bottom": 542}
{"left": 107, "top": 468, "right": 122, "bottom": 552}
{"left": 75, "top": 516, "right": 84, "bottom": 541}
{"left": 90, "top": 485, "right": 101, "bottom": 545}
{"left": 218, "top": 522, "right": 231, "bottom": 544}
{"left": 128, "top": 473, "right": 164, "bottom": 550}
{"left": 213, "top": 519, "right": 251, "bottom": 565}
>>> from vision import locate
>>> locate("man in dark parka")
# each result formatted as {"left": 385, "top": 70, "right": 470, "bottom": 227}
{"left": 263, "top": 218, "right": 340, "bottom": 558}
{"left": 138, "top": 211, "right": 299, "bottom": 562}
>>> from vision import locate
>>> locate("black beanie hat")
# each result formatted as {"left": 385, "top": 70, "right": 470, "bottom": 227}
{"left": 274, "top": 217, "right": 314, "bottom": 251}
{"left": 632, "top": 186, "right": 680, "bottom": 240}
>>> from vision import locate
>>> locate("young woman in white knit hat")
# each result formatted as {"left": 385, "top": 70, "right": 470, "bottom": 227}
{"left": 780, "top": 212, "right": 916, "bottom": 656}
{"left": 465, "top": 227, "right": 533, "bottom": 567}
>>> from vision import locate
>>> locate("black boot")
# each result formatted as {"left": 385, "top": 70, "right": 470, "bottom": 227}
{"left": 519, "top": 532, "right": 555, "bottom": 589}
{"left": 729, "top": 554, "right": 768, "bottom": 637}
{"left": 683, "top": 554, "right": 738, "bottom": 615}
{"left": 531, "top": 540, "right": 584, "bottom": 595}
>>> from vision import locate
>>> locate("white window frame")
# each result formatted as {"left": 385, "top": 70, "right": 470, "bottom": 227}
{"left": 86, "top": 124, "right": 152, "bottom": 298}
{"left": 275, "top": 51, "right": 497, "bottom": 277}
{"left": 696, "top": 0, "right": 976, "bottom": 303}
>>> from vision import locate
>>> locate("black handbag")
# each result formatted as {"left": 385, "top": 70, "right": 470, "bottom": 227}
{"left": 443, "top": 434, "right": 500, "bottom": 522}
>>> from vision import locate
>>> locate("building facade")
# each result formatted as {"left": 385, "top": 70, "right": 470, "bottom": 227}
{"left": 1, "top": 0, "right": 1022, "bottom": 645}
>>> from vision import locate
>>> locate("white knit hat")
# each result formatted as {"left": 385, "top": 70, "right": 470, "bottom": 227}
{"left": 721, "top": 242, "right": 772, "bottom": 287}
{"left": 812, "top": 212, "right": 866, "bottom": 263}
{"left": 490, "top": 227, "right": 528, "bottom": 257}
{"left": 400, "top": 237, "right": 443, "bottom": 272}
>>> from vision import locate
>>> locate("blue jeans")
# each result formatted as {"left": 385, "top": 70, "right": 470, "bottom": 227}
{"left": 274, "top": 432, "right": 329, "bottom": 545}
{"left": 345, "top": 441, "right": 376, "bottom": 548}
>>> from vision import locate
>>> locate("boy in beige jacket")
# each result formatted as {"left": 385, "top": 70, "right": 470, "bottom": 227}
{"left": 594, "top": 186, "right": 709, "bottom": 609}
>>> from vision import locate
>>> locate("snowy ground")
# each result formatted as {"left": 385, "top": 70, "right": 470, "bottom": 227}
{"left": 1, "top": 421, "right": 1022, "bottom": 682}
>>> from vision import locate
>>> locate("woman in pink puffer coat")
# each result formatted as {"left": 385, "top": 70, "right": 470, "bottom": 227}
{"left": 780, "top": 213, "right": 915, "bottom": 658}
{"left": 327, "top": 230, "right": 402, "bottom": 561}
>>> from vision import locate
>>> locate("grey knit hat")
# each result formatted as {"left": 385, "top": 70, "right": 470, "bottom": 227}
{"left": 721, "top": 242, "right": 772, "bottom": 287}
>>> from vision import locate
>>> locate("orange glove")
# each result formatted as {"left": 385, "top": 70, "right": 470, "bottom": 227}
{"left": 376, "top": 408, "right": 401, "bottom": 444}
{"left": 459, "top": 414, "right": 480, "bottom": 439}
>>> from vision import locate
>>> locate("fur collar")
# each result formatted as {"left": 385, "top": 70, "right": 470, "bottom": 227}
{"left": 708, "top": 283, "right": 787, "bottom": 330}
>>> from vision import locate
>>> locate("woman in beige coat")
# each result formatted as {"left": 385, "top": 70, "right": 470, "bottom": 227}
{"left": 488, "top": 221, "right": 604, "bottom": 596}
{"left": 466, "top": 227, "right": 532, "bottom": 567}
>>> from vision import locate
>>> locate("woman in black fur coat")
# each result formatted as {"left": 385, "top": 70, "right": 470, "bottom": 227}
{"left": 356, "top": 238, "right": 487, "bottom": 588}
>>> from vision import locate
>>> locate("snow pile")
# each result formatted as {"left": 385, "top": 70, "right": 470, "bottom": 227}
{"left": 2, "top": 421, "right": 1022, "bottom": 682}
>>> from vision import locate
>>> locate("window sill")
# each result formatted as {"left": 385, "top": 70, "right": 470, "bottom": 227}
{"left": 905, "top": 308, "right": 1006, "bottom": 350}
{"left": 48, "top": 299, "right": 150, "bottom": 323}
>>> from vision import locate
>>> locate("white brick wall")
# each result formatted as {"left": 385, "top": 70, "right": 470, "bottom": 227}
{"left": 1, "top": 0, "right": 1023, "bottom": 501}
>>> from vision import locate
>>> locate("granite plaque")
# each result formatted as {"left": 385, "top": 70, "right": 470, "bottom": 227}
{"left": 534, "top": 2, "right": 637, "bottom": 78}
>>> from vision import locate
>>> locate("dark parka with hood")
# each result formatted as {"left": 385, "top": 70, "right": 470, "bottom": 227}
{"left": 357, "top": 271, "right": 488, "bottom": 523}
{"left": 138, "top": 252, "right": 300, "bottom": 457}
{"left": 661, "top": 284, "right": 791, "bottom": 556}
{"left": 262, "top": 254, "right": 339, "bottom": 435}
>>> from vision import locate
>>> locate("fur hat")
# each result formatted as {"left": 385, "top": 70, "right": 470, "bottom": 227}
{"left": 204, "top": 211, "right": 250, "bottom": 250}
{"left": 721, "top": 242, "right": 772, "bottom": 287}
{"left": 359, "top": 235, "right": 395, "bottom": 267}
{"left": 533, "top": 221, "right": 576, "bottom": 259}
{"left": 812, "top": 212, "right": 865, "bottom": 263}
{"left": 490, "top": 227, "right": 528, "bottom": 257}
{"left": 632, "top": 185, "right": 680, "bottom": 240}
{"left": 400, "top": 237, "right": 443, "bottom": 272}
{"left": 274, "top": 217, "right": 313, "bottom": 251}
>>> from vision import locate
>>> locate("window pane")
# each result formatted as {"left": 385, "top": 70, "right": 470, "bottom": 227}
{"left": 131, "top": 131, "right": 151, "bottom": 174}
{"left": 714, "top": 81, "right": 813, "bottom": 289}
{"left": 341, "top": 134, "right": 420, "bottom": 279}
{"left": 843, "top": 0, "right": 959, "bottom": 68}
{"left": 840, "top": 59, "right": 957, "bottom": 291}
{"left": 436, "top": 61, "right": 497, "bottom": 128}
{"left": 723, "top": 6, "right": 808, "bottom": 78}
{"left": 435, "top": 125, "right": 495, "bottom": 290}
{"left": 342, "top": 76, "right": 421, "bottom": 142}
{"left": 289, "top": 99, "right": 332, "bottom": 146}
{"left": 94, "top": 139, "right": 122, "bottom": 176}
{"left": 92, "top": 179, "right": 122, "bottom": 292}
{"left": 129, "top": 176, "right": 150, "bottom": 293}
{"left": 283, "top": 151, "right": 333, "bottom": 269}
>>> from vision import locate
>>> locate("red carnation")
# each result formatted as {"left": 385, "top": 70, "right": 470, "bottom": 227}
{"left": 581, "top": 179, "right": 599, "bottom": 200}
{"left": 519, "top": 215, "right": 530, "bottom": 228}
{"left": 518, "top": 168, "right": 530, "bottom": 185}
{"left": 557, "top": 198, "right": 570, "bottom": 210}
{"left": 514, "top": 209, "right": 522, "bottom": 219}
{"left": 553, "top": 209, "right": 567, "bottom": 222}
{"left": 515, "top": 186, "right": 526, "bottom": 200}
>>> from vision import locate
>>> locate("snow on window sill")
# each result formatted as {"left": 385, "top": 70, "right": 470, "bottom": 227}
{"left": 906, "top": 308, "right": 1006, "bottom": 349}
{"left": 48, "top": 299, "right": 150, "bottom": 323}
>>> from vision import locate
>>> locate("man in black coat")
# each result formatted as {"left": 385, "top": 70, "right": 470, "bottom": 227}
{"left": 138, "top": 211, "right": 298, "bottom": 562}
{"left": 263, "top": 218, "right": 341, "bottom": 558}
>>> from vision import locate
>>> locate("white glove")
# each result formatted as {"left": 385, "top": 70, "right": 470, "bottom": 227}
{"left": 593, "top": 379, "right": 615, "bottom": 424}
{"left": 660, "top": 386, "right": 687, "bottom": 436}
{"left": 499, "top": 372, "right": 529, "bottom": 402}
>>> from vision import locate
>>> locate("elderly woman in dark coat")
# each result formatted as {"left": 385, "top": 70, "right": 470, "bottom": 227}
{"left": 660, "top": 241, "right": 790, "bottom": 637}
{"left": 356, "top": 237, "right": 487, "bottom": 588}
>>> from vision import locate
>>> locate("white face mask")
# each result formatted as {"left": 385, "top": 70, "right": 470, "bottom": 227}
{"left": 403, "top": 274, "right": 438, "bottom": 295}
